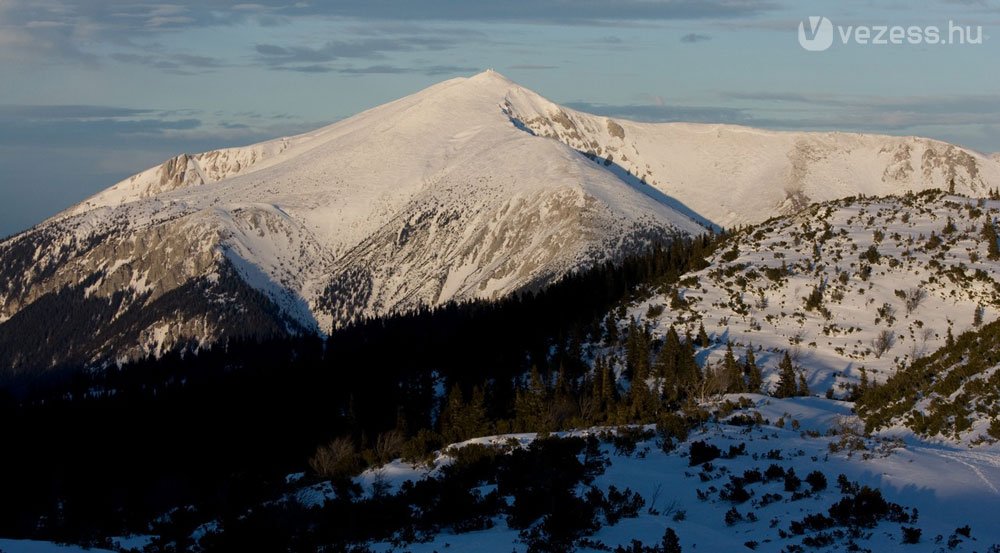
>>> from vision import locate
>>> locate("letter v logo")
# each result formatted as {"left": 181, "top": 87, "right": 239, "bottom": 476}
{"left": 798, "top": 16, "right": 834, "bottom": 51}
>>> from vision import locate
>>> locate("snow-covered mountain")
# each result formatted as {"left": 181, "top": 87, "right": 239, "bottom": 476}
{"left": 505, "top": 95, "right": 1000, "bottom": 230}
{"left": 622, "top": 190, "right": 1000, "bottom": 398}
{"left": 2, "top": 70, "right": 1000, "bottom": 372}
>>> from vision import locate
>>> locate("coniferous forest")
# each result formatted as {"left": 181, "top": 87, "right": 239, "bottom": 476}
{"left": 0, "top": 235, "right": 722, "bottom": 545}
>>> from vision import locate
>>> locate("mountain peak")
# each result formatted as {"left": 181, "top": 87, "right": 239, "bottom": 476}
{"left": 467, "top": 68, "right": 517, "bottom": 87}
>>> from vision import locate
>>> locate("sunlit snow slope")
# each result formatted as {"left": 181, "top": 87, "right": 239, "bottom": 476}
{"left": 2, "top": 70, "right": 999, "bottom": 372}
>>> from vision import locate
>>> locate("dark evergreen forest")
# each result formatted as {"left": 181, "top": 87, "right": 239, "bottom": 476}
{"left": 0, "top": 235, "right": 721, "bottom": 544}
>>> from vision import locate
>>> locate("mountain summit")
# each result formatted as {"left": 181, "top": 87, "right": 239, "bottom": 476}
{"left": 2, "top": 71, "right": 999, "bottom": 373}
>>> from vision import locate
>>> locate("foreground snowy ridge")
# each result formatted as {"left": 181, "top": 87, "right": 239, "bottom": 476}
{"left": 212, "top": 396, "right": 1000, "bottom": 553}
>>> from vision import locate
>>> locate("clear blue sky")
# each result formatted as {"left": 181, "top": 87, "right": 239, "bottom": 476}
{"left": 1, "top": 0, "right": 998, "bottom": 236}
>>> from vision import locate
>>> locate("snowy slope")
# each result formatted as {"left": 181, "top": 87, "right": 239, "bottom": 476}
{"left": 0, "top": 71, "right": 701, "bottom": 371}
{"left": 210, "top": 396, "right": 1000, "bottom": 552}
{"left": 3, "top": 70, "right": 1000, "bottom": 371}
{"left": 505, "top": 94, "right": 1000, "bottom": 229}
{"left": 625, "top": 191, "right": 1000, "bottom": 394}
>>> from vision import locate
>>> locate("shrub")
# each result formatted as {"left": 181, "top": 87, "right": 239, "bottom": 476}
{"left": 609, "top": 427, "right": 655, "bottom": 457}
{"left": 724, "top": 507, "right": 743, "bottom": 526}
{"left": 401, "top": 428, "right": 443, "bottom": 463}
{"left": 805, "top": 471, "right": 827, "bottom": 492}
{"left": 309, "top": 436, "right": 362, "bottom": 480}
{"left": 904, "top": 288, "right": 927, "bottom": 314}
{"left": 871, "top": 330, "right": 895, "bottom": 359}
{"left": 372, "top": 430, "right": 405, "bottom": 464}
{"left": 828, "top": 486, "right": 909, "bottom": 528}
{"left": 901, "top": 526, "right": 922, "bottom": 544}
{"left": 646, "top": 304, "right": 665, "bottom": 318}
{"left": 688, "top": 440, "right": 721, "bottom": 466}
{"left": 604, "top": 485, "right": 646, "bottom": 524}
{"left": 784, "top": 468, "right": 802, "bottom": 492}
{"left": 720, "top": 478, "right": 751, "bottom": 504}
{"left": 763, "top": 464, "right": 786, "bottom": 482}
{"left": 860, "top": 245, "right": 880, "bottom": 264}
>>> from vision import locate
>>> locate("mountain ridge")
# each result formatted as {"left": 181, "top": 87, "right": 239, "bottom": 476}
{"left": 3, "top": 70, "right": 1000, "bottom": 372}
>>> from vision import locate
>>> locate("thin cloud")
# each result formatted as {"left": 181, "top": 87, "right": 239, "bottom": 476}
{"left": 110, "top": 52, "right": 228, "bottom": 74}
{"left": 0, "top": 105, "right": 155, "bottom": 119}
{"left": 0, "top": 0, "right": 781, "bottom": 65}
{"left": 680, "top": 33, "right": 712, "bottom": 43}
{"left": 274, "top": 63, "right": 478, "bottom": 76}
{"left": 254, "top": 36, "right": 466, "bottom": 68}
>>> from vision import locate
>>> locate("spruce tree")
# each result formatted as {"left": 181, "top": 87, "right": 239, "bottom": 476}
{"left": 515, "top": 367, "right": 548, "bottom": 431}
{"left": 797, "top": 371, "right": 810, "bottom": 397}
{"left": 698, "top": 322, "right": 710, "bottom": 348}
{"left": 441, "top": 383, "right": 466, "bottom": 442}
{"left": 601, "top": 360, "right": 619, "bottom": 406}
{"left": 604, "top": 315, "right": 619, "bottom": 346}
{"left": 662, "top": 527, "right": 682, "bottom": 553}
{"left": 625, "top": 319, "right": 651, "bottom": 382}
{"left": 776, "top": 352, "right": 798, "bottom": 398}
{"left": 655, "top": 327, "right": 682, "bottom": 387}
{"left": 465, "top": 385, "right": 489, "bottom": 438}
{"left": 723, "top": 342, "right": 745, "bottom": 393}
{"left": 984, "top": 217, "right": 1000, "bottom": 261}
{"left": 590, "top": 357, "right": 605, "bottom": 404}
{"left": 745, "top": 346, "right": 763, "bottom": 393}
{"left": 677, "top": 338, "right": 702, "bottom": 396}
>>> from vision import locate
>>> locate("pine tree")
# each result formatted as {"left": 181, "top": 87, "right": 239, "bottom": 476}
{"left": 974, "top": 305, "right": 985, "bottom": 327}
{"left": 662, "top": 527, "right": 682, "bottom": 553}
{"left": 698, "top": 322, "right": 710, "bottom": 348}
{"left": 744, "top": 345, "right": 763, "bottom": 393}
{"left": 677, "top": 337, "right": 702, "bottom": 395}
{"left": 625, "top": 319, "right": 651, "bottom": 382}
{"left": 775, "top": 352, "right": 798, "bottom": 398}
{"left": 604, "top": 315, "right": 619, "bottom": 346}
{"left": 797, "top": 371, "right": 810, "bottom": 397}
{"left": 465, "top": 385, "right": 489, "bottom": 438}
{"left": 590, "top": 357, "right": 604, "bottom": 404}
{"left": 441, "top": 383, "right": 467, "bottom": 442}
{"left": 655, "top": 327, "right": 681, "bottom": 380}
{"left": 723, "top": 342, "right": 745, "bottom": 393}
{"left": 515, "top": 366, "right": 548, "bottom": 431}
{"left": 984, "top": 217, "right": 1000, "bottom": 261}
